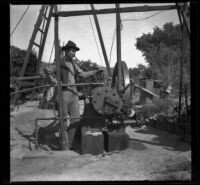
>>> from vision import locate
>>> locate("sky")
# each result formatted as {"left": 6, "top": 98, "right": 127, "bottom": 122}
{"left": 10, "top": 3, "right": 180, "bottom": 69}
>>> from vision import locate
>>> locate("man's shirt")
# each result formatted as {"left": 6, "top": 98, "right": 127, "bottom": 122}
{"left": 43, "top": 56, "right": 98, "bottom": 94}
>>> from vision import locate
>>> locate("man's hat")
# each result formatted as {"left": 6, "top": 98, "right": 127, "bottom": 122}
{"left": 61, "top": 40, "right": 80, "bottom": 51}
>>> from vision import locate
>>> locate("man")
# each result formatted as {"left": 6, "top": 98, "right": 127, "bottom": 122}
{"left": 44, "top": 40, "right": 103, "bottom": 149}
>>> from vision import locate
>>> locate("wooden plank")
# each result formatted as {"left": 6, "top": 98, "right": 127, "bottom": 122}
{"left": 52, "top": 5, "right": 177, "bottom": 17}
{"left": 33, "top": 42, "right": 41, "bottom": 48}
{"left": 134, "top": 84, "right": 158, "bottom": 98}
{"left": 38, "top": 27, "right": 45, "bottom": 34}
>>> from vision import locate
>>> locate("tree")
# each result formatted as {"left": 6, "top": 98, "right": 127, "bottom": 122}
{"left": 77, "top": 59, "right": 99, "bottom": 71}
{"left": 10, "top": 45, "right": 41, "bottom": 101}
{"left": 10, "top": 45, "right": 38, "bottom": 77}
{"left": 135, "top": 22, "right": 190, "bottom": 90}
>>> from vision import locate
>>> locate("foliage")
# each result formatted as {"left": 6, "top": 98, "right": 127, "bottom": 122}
{"left": 10, "top": 45, "right": 38, "bottom": 77}
{"left": 136, "top": 99, "right": 174, "bottom": 120}
{"left": 135, "top": 22, "right": 190, "bottom": 92}
{"left": 129, "top": 64, "right": 157, "bottom": 82}
{"left": 77, "top": 59, "right": 99, "bottom": 71}
{"left": 10, "top": 45, "right": 44, "bottom": 102}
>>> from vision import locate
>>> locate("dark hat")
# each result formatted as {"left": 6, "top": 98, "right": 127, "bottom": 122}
{"left": 61, "top": 40, "right": 80, "bottom": 51}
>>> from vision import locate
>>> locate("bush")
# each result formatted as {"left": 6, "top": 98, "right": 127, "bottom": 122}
{"left": 10, "top": 45, "right": 38, "bottom": 77}
{"left": 136, "top": 98, "right": 174, "bottom": 120}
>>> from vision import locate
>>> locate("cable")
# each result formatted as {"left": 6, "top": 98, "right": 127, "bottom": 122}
{"left": 85, "top": 5, "right": 103, "bottom": 66}
{"left": 48, "top": 42, "right": 55, "bottom": 63}
{"left": 121, "top": 11, "right": 164, "bottom": 22}
{"left": 108, "top": 10, "right": 165, "bottom": 65}
{"left": 10, "top": 5, "right": 30, "bottom": 37}
{"left": 109, "top": 20, "right": 123, "bottom": 65}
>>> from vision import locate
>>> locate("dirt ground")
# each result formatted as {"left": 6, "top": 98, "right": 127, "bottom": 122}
{"left": 10, "top": 101, "right": 191, "bottom": 181}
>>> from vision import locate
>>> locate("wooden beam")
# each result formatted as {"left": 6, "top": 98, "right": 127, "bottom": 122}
{"left": 134, "top": 84, "right": 159, "bottom": 98}
{"left": 116, "top": 4, "right": 122, "bottom": 93}
{"left": 90, "top": 4, "right": 112, "bottom": 78}
{"left": 54, "top": 5, "right": 68, "bottom": 151}
{"left": 51, "top": 5, "right": 177, "bottom": 17}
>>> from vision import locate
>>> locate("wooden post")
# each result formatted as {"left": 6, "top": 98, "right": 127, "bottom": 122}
{"left": 176, "top": 4, "right": 184, "bottom": 122}
{"left": 184, "top": 84, "right": 188, "bottom": 120}
{"left": 178, "top": 3, "right": 190, "bottom": 38}
{"left": 54, "top": 5, "right": 68, "bottom": 150}
{"left": 116, "top": 4, "right": 122, "bottom": 93}
{"left": 90, "top": 4, "right": 112, "bottom": 78}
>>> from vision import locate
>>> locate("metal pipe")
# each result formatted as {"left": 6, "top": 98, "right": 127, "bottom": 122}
{"left": 54, "top": 5, "right": 67, "bottom": 150}
{"left": 51, "top": 5, "right": 177, "bottom": 17}
{"left": 90, "top": 4, "right": 112, "bottom": 78}
{"left": 14, "top": 76, "right": 44, "bottom": 81}
{"left": 116, "top": 4, "right": 122, "bottom": 93}
{"left": 10, "top": 82, "right": 104, "bottom": 95}
{"left": 35, "top": 117, "right": 105, "bottom": 121}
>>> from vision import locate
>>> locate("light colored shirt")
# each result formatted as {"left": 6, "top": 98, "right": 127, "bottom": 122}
{"left": 43, "top": 56, "right": 98, "bottom": 94}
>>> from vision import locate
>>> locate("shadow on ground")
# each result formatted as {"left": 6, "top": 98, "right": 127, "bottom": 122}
{"left": 130, "top": 126, "right": 190, "bottom": 152}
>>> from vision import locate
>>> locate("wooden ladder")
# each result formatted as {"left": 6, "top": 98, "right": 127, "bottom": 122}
{"left": 12, "top": 5, "right": 54, "bottom": 105}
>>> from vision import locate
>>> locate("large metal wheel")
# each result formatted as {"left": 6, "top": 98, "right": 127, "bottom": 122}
{"left": 91, "top": 86, "right": 123, "bottom": 116}
{"left": 111, "top": 61, "right": 131, "bottom": 107}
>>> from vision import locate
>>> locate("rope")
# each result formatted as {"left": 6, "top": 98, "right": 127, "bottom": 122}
{"left": 10, "top": 5, "right": 30, "bottom": 37}
{"left": 48, "top": 42, "right": 54, "bottom": 63}
{"left": 85, "top": 5, "right": 103, "bottom": 67}
{"left": 109, "top": 29, "right": 116, "bottom": 65}
{"left": 121, "top": 11, "right": 164, "bottom": 22}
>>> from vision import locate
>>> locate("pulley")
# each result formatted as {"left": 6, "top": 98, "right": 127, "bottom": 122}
{"left": 91, "top": 86, "right": 123, "bottom": 116}
{"left": 111, "top": 61, "right": 131, "bottom": 107}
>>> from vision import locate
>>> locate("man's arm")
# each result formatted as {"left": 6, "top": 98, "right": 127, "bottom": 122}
{"left": 73, "top": 60, "right": 103, "bottom": 79}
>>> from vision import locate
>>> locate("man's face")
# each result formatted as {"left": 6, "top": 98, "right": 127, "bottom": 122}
{"left": 65, "top": 48, "right": 76, "bottom": 60}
